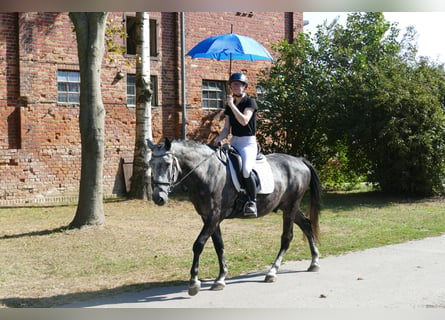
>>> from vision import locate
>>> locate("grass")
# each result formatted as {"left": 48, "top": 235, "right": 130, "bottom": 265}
{"left": 0, "top": 191, "right": 444, "bottom": 308}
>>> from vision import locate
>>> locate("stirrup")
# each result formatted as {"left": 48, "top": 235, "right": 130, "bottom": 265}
{"left": 243, "top": 201, "right": 257, "bottom": 217}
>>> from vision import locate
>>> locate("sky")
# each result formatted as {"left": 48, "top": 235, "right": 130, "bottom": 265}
{"left": 303, "top": 12, "right": 445, "bottom": 63}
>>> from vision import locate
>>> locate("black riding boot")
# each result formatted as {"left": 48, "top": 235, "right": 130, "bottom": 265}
{"left": 243, "top": 173, "right": 257, "bottom": 218}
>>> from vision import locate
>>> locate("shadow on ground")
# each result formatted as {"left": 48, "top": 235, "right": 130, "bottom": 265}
{"left": 0, "top": 280, "right": 188, "bottom": 308}
{"left": 2, "top": 268, "right": 310, "bottom": 308}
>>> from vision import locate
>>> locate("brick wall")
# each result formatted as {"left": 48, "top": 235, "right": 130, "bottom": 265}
{"left": 184, "top": 12, "right": 303, "bottom": 142}
{"left": 0, "top": 12, "right": 302, "bottom": 205}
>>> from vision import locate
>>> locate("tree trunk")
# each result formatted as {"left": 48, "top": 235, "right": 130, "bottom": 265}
{"left": 69, "top": 12, "right": 108, "bottom": 228}
{"left": 129, "top": 12, "right": 153, "bottom": 200}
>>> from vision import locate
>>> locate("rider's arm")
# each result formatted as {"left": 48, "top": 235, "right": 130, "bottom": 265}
{"left": 226, "top": 97, "right": 254, "bottom": 126}
{"left": 230, "top": 105, "right": 254, "bottom": 126}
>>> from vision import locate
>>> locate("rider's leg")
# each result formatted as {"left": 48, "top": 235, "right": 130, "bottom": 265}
{"left": 241, "top": 141, "right": 257, "bottom": 217}
{"left": 243, "top": 172, "right": 257, "bottom": 217}
{"left": 231, "top": 136, "right": 258, "bottom": 217}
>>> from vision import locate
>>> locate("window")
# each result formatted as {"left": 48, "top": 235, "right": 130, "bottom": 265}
{"left": 126, "top": 16, "right": 158, "bottom": 57}
{"left": 202, "top": 80, "right": 226, "bottom": 109}
{"left": 149, "top": 19, "right": 158, "bottom": 57}
{"left": 57, "top": 70, "right": 80, "bottom": 104}
{"left": 256, "top": 84, "right": 267, "bottom": 108}
{"left": 150, "top": 75, "right": 158, "bottom": 106}
{"left": 127, "top": 74, "right": 158, "bottom": 106}
{"left": 126, "top": 16, "right": 136, "bottom": 55}
{"left": 127, "top": 74, "right": 136, "bottom": 106}
{"left": 256, "top": 85, "right": 265, "bottom": 101}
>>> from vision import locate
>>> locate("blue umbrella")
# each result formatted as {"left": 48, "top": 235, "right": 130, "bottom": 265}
{"left": 186, "top": 33, "right": 273, "bottom": 75}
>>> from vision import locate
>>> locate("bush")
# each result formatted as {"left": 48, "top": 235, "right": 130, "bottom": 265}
{"left": 258, "top": 13, "right": 445, "bottom": 195}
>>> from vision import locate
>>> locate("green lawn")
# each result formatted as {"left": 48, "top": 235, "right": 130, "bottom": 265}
{"left": 0, "top": 191, "right": 443, "bottom": 307}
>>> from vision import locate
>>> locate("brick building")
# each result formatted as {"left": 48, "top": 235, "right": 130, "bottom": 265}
{"left": 0, "top": 12, "right": 303, "bottom": 205}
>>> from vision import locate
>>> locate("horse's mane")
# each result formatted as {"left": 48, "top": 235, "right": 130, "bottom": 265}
{"left": 171, "top": 139, "right": 215, "bottom": 157}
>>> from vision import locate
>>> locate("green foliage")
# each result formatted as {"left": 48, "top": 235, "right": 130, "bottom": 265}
{"left": 365, "top": 59, "right": 445, "bottom": 195}
{"left": 319, "top": 142, "right": 367, "bottom": 191}
{"left": 257, "top": 33, "right": 332, "bottom": 165}
{"left": 105, "top": 20, "right": 127, "bottom": 54}
{"left": 258, "top": 12, "right": 445, "bottom": 195}
{"left": 105, "top": 18, "right": 131, "bottom": 67}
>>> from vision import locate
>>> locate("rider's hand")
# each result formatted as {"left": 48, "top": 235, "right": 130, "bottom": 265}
{"left": 226, "top": 94, "right": 234, "bottom": 106}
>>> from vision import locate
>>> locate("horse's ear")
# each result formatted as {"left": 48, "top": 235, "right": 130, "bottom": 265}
{"left": 146, "top": 139, "right": 156, "bottom": 150}
{"left": 165, "top": 137, "right": 171, "bottom": 151}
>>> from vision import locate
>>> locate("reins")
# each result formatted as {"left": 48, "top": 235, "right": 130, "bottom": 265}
{"left": 158, "top": 149, "right": 217, "bottom": 193}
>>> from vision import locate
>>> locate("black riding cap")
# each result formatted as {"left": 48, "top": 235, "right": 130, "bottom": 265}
{"left": 229, "top": 73, "right": 248, "bottom": 87}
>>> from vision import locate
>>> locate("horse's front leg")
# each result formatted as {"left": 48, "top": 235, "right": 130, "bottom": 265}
{"left": 188, "top": 218, "right": 219, "bottom": 296}
{"left": 210, "top": 225, "right": 227, "bottom": 291}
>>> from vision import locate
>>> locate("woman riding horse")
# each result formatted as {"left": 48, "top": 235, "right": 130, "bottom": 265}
{"left": 148, "top": 138, "right": 322, "bottom": 296}
{"left": 215, "top": 73, "right": 258, "bottom": 217}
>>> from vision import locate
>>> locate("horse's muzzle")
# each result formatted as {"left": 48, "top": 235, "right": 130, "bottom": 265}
{"left": 152, "top": 188, "right": 168, "bottom": 206}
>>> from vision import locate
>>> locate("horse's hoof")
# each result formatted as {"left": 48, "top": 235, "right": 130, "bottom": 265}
{"left": 307, "top": 264, "right": 320, "bottom": 272}
{"left": 211, "top": 281, "right": 226, "bottom": 291}
{"left": 188, "top": 280, "right": 201, "bottom": 296}
{"left": 264, "top": 274, "right": 277, "bottom": 283}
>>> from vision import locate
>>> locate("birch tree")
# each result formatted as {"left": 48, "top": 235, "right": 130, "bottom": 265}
{"left": 129, "top": 12, "right": 153, "bottom": 200}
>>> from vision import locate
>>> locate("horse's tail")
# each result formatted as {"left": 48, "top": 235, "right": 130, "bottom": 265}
{"left": 302, "top": 158, "right": 322, "bottom": 243}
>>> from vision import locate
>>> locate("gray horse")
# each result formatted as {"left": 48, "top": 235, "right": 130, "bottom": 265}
{"left": 147, "top": 138, "right": 322, "bottom": 296}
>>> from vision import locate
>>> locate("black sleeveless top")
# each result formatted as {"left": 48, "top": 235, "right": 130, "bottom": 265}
{"left": 224, "top": 96, "right": 258, "bottom": 137}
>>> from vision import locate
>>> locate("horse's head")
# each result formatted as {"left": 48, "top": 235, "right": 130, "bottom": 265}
{"left": 147, "top": 138, "right": 179, "bottom": 206}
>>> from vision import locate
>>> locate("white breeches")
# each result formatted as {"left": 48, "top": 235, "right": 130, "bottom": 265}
{"left": 230, "top": 135, "right": 257, "bottom": 178}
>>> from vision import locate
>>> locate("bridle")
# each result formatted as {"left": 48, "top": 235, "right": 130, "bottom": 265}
{"left": 151, "top": 149, "right": 217, "bottom": 193}
{"left": 151, "top": 151, "right": 179, "bottom": 193}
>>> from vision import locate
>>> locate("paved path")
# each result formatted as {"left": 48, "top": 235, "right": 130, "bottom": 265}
{"left": 62, "top": 234, "right": 445, "bottom": 308}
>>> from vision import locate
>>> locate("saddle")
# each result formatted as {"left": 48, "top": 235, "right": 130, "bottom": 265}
{"left": 223, "top": 144, "right": 274, "bottom": 194}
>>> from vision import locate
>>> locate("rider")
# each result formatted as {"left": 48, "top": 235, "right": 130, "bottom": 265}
{"left": 215, "top": 73, "right": 258, "bottom": 217}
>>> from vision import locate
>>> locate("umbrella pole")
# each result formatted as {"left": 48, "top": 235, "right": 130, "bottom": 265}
{"left": 226, "top": 56, "right": 230, "bottom": 97}
{"left": 229, "top": 53, "right": 232, "bottom": 77}
{"left": 227, "top": 53, "right": 232, "bottom": 96}
{"left": 229, "top": 24, "right": 233, "bottom": 77}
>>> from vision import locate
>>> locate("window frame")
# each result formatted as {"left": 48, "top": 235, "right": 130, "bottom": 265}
{"left": 255, "top": 84, "right": 267, "bottom": 108}
{"left": 202, "top": 80, "right": 227, "bottom": 109}
{"left": 125, "top": 15, "right": 158, "bottom": 58}
{"left": 57, "top": 70, "right": 80, "bottom": 105}
{"left": 126, "top": 74, "right": 136, "bottom": 106}
{"left": 126, "top": 74, "right": 158, "bottom": 107}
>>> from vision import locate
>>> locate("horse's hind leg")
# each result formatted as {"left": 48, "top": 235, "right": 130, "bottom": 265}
{"left": 294, "top": 209, "right": 320, "bottom": 272}
{"left": 265, "top": 214, "right": 293, "bottom": 283}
